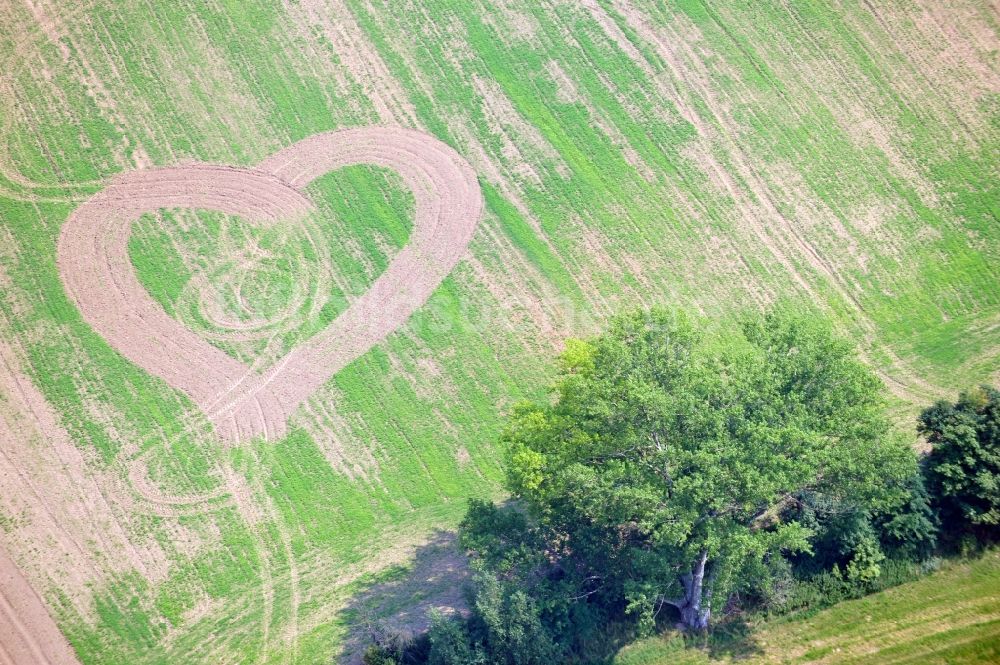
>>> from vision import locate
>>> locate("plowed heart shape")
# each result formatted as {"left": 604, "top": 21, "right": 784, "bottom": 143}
{"left": 58, "top": 127, "right": 482, "bottom": 443}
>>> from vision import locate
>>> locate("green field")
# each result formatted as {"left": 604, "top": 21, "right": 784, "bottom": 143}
{"left": 616, "top": 551, "right": 1000, "bottom": 665}
{"left": 0, "top": 1, "right": 997, "bottom": 663}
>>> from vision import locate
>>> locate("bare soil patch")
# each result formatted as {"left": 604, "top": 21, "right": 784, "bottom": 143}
{"left": 59, "top": 127, "right": 482, "bottom": 444}
{"left": 0, "top": 544, "right": 80, "bottom": 665}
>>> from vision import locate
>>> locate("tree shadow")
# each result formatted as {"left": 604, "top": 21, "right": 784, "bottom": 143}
{"left": 338, "top": 529, "right": 469, "bottom": 664}
{"left": 703, "top": 614, "right": 764, "bottom": 660}
{"left": 643, "top": 606, "right": 764, "bottom": 662}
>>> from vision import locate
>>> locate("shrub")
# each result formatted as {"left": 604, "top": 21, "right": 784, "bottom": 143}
{"left": 920, "top": 386, "right": 1000, "bottom": 544}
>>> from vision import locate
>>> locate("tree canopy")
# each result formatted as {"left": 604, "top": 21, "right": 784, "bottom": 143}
{"left": 503, "top": 307, "right": 915, "bottom": 630}
{"left": 920, "top": 386, "right": 1000, "bottom": 542}
{"left": 360, "top": 307, "right": 957, "bottom": 664}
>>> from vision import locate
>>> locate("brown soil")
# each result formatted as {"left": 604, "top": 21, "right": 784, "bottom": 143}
{"left": 0, "top": 333, "right": 172, "bottom": 585}
{"left": 292, "top": 388, "right": 380, "bottom": 481}
{"left": 0, "top": 544, "right": 80, "bottom": 665}
{"left": 58, "top": 127, "right": 482, "bottom": 444}
{"left": 0, "top": 335, "right": 142, "bottom": 663}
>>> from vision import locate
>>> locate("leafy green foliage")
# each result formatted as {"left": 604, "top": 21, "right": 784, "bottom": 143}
{"left": 503, "top": 307, "right": 916, "bottom": 629}
{"left": 920, "top": 386, "right": 1000, "bottom": 542}
{"left": 876, "top": 472, "right": 939, "bottom": 560}
{"left": 616, "top": 552, "right": 1000, "bottom": 665}
{"left": 359, "top": 311, "right": 999, "bottom": 664}
{"left": 458, "top": 500, "right": 543, "bottom": 576}
{"left": 363, "top": 570, "right": 567, "bottom": 665}
{"left": 461, "top": 574, "right": 563, "bottom": 665}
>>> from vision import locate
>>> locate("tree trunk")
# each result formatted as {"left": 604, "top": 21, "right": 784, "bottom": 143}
{"left": 673, "top": 550, "right": 712, "bottom": 631}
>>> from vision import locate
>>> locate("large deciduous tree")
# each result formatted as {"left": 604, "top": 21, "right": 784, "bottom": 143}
{"left": 503, "top": 308, "right": 914, "bottom": 631}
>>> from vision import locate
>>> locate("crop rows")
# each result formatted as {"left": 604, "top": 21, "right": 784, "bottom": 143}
{"left": 0, "top": 0, "right": 996, "bottom": 663}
